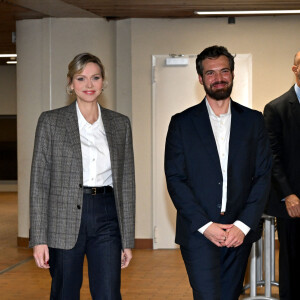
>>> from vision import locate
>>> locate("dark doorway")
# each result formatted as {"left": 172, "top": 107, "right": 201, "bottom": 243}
{"left": 0, "top": 115, "right": 17, "bottom": 180}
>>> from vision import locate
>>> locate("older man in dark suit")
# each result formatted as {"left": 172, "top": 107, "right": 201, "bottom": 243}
{"left": 165, "top": 45, "right": 272, "bottom": 300}
{"left": 264, "top": 50, "right": 300, "bottom": 300}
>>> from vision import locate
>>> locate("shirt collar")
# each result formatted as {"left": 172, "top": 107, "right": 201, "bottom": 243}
{"left": 76, "top": 101, "right": 101, "bottom": 130}
{"left": 294, "top": 83, "right": 300, "bottom": 103}
{"left": 205, "top": 98, "right": 231, "bottom": 118}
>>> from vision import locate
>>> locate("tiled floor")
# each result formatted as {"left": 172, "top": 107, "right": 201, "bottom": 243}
{"left": 0, "top": 192, "right": 279, "bottom": 299}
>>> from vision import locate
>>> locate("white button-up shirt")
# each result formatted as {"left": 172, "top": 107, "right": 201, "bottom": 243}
{"left": 76, "top": 102, "right": 113, "bottom": 187}
{"left": 207, "top": 99, "right": 231, "bottom": 214}
{"left": 199, "top": 99, "right": 250, "bottom": 235}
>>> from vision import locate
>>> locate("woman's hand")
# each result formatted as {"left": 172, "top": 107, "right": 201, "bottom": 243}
{"left": 33, "top": 244, "right": 50, "bottom": 269}
{"left": 121, "top": 248, "right": 132, "bottom": 269}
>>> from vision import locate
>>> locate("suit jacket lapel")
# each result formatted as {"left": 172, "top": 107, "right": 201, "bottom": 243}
{"left": 101, "top": 106, "right": 118, "bottom": 186}
{"left": 228, "top": 100, "right": 246, "bottom": 167}
{"left": 191, "top": 100, "right": 221, "bottom": 171}
{"left": 288, "top": 87, "right": 300, "bottom": 128}
{"left": 65, "top": 102, "right": 82, "bottom": 162}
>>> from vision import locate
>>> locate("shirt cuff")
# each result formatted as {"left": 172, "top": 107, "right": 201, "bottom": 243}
{"left": 234, "top": 220, "right": 250, "bottom": 236}
{"left": 198, "top": 221, "right": 213, "bottom": 234}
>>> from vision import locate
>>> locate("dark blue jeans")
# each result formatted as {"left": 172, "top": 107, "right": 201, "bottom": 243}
{"left": 49, "top": 192, "right": 122, "bottom": 300}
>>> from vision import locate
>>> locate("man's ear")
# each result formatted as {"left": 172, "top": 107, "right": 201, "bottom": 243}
{"left": 292, "top": 65, "right": 297, "bottom": 75}
{"left": 198, "top": 74, "right": 204, "bottom": 86}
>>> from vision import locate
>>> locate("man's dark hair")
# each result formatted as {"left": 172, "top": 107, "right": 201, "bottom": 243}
{"left": 196, "top": 45, "right": 235, "bottom": 77}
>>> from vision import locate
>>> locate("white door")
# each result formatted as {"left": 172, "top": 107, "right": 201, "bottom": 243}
{"left": 152, "top": 54, "right": 252, "bottom": 249}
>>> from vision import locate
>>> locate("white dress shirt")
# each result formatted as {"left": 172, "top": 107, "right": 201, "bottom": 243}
{"left": 76, "top": 102, "right": 113, "bottom": 187}
{"left": 198, "top": 99, "right": 250, "bottom": 235}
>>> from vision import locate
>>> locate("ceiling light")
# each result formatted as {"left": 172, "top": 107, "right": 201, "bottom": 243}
{"left": 0, "top": 54, "right": 17, "bottom": 58}
{"left": 6, "top": 61, "right": 17, "bottom": 64}
{"left": 194, "top": 10, "right": 300, "bottom": 16}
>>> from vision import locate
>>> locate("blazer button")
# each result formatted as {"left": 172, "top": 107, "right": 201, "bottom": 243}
{"left": 79, "top": 184, "right": 83, "bottom": 188}
{"left": 77, "top": 205, "right": 81, "bottom": 209}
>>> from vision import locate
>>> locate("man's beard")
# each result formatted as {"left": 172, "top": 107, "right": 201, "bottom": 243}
{"left": 204, "top": 81, "right": 233, "bottom": 101}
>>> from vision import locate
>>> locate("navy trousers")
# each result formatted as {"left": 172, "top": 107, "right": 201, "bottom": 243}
{"left": 49, "top": 192, "right": 122, "bottom": 300}
{"left": 181, "top": 241, "right": 252, "bottom": 300}
{"left": 277, "top": 217, "right": 300, "bottom": 300}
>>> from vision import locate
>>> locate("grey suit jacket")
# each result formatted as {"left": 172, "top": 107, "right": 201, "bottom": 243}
{"left": 29, "top": 101, "right": 135, "bottom": 249}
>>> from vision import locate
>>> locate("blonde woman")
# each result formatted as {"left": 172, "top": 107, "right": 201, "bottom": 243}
{"left": 30, "top": 53, "right": 135, "bottom": 299}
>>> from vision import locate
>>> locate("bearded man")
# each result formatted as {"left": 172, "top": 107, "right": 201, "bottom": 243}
{"left": 164, "top": 45, "right": 272, "bottom": 300}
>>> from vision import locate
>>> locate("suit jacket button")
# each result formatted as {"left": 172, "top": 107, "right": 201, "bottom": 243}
{"left": 77, "top": 205, "right": 81, "bottom": 209}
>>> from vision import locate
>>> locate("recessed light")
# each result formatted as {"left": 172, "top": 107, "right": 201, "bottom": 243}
{"left": 194, "top": 10, "right": 300, "bottom": 16}
{"left": 0, "top": 54, "right": 17, "bottom": 58}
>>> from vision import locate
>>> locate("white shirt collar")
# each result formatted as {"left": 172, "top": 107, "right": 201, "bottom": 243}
{"left": 76, "top": 101, "right": 101, "bottom": 130}
{"left": 205, "top": 98, "right": 231, "bottom": 118}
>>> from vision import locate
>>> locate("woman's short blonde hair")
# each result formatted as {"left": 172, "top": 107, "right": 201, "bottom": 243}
{"left": 66, "top": 53, "right": 105, "bottom": 95}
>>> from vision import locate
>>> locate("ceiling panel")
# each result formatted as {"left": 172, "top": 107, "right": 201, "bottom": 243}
{"left": 0, "top": 0, "right": 47, "bottom": 56}
{"left": 62, "top": 0, "right": 300, "bottom": 18}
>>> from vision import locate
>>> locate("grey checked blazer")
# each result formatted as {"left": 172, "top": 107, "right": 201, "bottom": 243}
{"left": 29, "top": 101, "right": 135, "bottom": 250}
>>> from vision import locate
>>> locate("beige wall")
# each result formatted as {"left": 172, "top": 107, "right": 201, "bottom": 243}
{"left": 116, "top": 19, "right": 132, "bottom": 119}
{"left": 16, "top": 15, "right": 300, "bottom": 242}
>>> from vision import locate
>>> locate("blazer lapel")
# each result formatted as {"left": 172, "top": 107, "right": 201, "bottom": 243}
{"left": 101, "top": 106, "right": 118, "bottom": 186}
{"left": 191, "top": 100, "right": 221, "bottom": 171}
{"left": 65, "top": 102, "right": 82, "bottom": 162}
{"left": 288, "top": 87, "right": 300, "bottom": 128}
{"left": 228, "top": 100, "right": 246, "bottom": 167}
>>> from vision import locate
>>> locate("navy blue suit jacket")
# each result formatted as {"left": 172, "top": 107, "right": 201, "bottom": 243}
{"left": 165, "top": 99, "right": 272, "bottom": 248}
{"left": 264, "top": 86, "right": 300, "bottom": 218}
